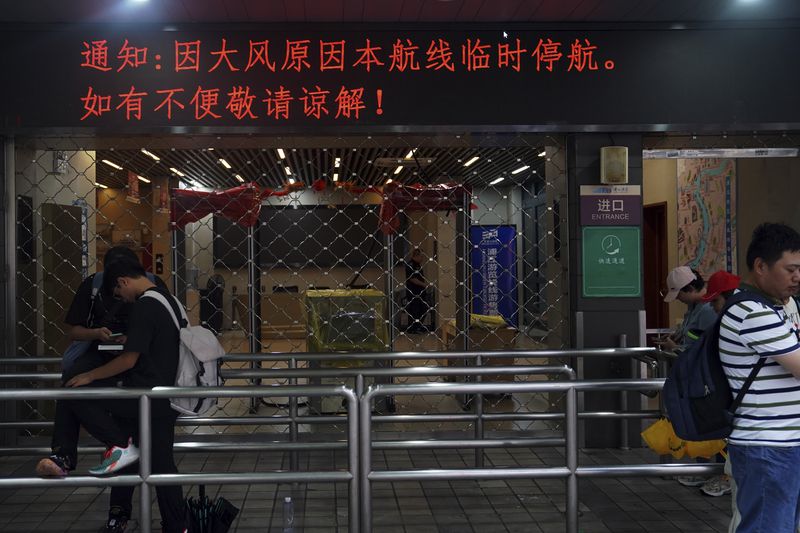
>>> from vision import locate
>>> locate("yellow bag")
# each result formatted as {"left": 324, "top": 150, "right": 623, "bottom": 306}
{"left": 641, "top": 418, "right": 725, "bottom": 459}
{"left": 686, "top": 438, "right": 726, "bottom": 459}
{"left": 641, "top": 418, "right": 685, "bottom": 458}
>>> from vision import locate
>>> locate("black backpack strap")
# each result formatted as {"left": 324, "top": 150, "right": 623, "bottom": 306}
{"left": 720, "top": 290, "right": 785, "bottom": 415}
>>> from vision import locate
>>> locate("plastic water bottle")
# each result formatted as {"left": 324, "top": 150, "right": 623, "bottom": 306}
{"left": 282, "top": 496, "right": 294, "bottom": 532}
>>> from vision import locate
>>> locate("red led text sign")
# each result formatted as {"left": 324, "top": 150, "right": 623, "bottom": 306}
{"left": 78, "top": 36, "right": 616, "bottom": 123}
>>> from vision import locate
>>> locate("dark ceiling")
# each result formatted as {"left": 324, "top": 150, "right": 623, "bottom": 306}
{"left": 3, "top": 0, "right": 798, "bottom": 24}
{"left": 92, "top": 142, "right": 549, "bottom": 189}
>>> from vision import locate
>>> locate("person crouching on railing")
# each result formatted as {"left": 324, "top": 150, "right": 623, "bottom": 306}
{"left": 35, "top": 258, "right": 186, "bottom": 533}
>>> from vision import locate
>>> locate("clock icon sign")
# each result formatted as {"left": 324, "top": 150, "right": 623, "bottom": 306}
{"left": 601, "top": 235, "right": 621, "bottom": 255}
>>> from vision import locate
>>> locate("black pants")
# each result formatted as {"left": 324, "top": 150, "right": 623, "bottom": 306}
{"left": 406, "top": 290, "right": 429, "bottom": 329}
{"left": 53, "top": 355, "right": 185, "bottom": 532}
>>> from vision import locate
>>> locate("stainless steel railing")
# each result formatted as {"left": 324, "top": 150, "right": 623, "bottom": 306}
{"left": 359, "top": 379, "right": 723, "bottom": 533}
{"left": 0, "top": 385, "right": 359, "bottom": 533}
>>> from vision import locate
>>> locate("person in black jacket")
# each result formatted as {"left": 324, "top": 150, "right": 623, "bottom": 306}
{"left": 405, "top": 248, "right": 430, "bottom": 333}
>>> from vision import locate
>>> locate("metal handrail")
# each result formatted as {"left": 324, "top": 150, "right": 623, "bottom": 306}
{"left": 0, "top": 346, "right": 671, "bottom": 366}
{"left": 0, "top": 385, "right": 359, "bottom": 533}
{"left": 358, "top": 379, "right": 721, "bottom": 533}
{"left": 0, "top": 365, "right": 580, "bottom": 435}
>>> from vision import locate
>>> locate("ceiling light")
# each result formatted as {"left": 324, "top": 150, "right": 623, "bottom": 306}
{"left": 490, "top": 177, "right": 505, "bottom": 185}
{"left": 511, "top": 165, "right": 530, "bottom": 174}
{"left": 394, "top": 166, "right": 403, "bottom": 175}
{"left": 140, "top": 149, "right": 160, "bottom": 161}
{"left": 277, "top": 148, "right": 286, "bottom": 159}
{"left": 464, "top": 156, "right": 479, "bottom": 167}
{"left": 385, "top": 178, "right": 393, "bottom": 185}
{"left": 538, "top": 150, "right": 546, "bottom": 157}
{"left": 234, "top": 174, "right": 244, "bottom": 183}
{"left": 333, "top": 173, "right": 339, "bottom": 182}
{"left": 288, "top": 177, "right": 296, "bottom": 184}
{"left": 207, "top": 147, "right": 214, "bottom": 151}
{"left": 334, "top": 157, "right": 341, "bottom": 168}
{"left": 137, "top": 175, "right": 151, "bottom": 183}
{"left": 101, "top": 159, "right": 123, "bottom": 170}
{"left": 94, "top": 182, "right": 109, "bottom": 189}
{"left": 170, "top": 167, "right": 185, "bottom": 177}
{"left": 284, "top": 166, "right": 292, "bottom": 176}
{"left": 218, "top": 158, "right": 231, "bottom": 169}
{"left": 404, "top": 149, "right": 415, "bottom": 160}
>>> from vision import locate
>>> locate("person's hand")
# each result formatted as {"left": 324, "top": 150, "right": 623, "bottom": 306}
{"left": 112, "top": 335, "right": 127, "bottom": 345}
{"left": 655, "top": 337, "right": 678, "bottom": 351}
{"left": 94, "top": 327, "right": 113, "bottom": 341}
{"left": 65, "top": 372, "right": 94, "bottom": 388}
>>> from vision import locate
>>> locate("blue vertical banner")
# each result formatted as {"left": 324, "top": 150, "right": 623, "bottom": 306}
{"left": 470, "top": 225, "right": 518, "bottom": 326}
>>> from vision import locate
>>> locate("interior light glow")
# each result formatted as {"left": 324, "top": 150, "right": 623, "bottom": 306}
{"left": 334, "top": 157, "right": 341, "bottom": 168}
{"left": 101, "top": 159, "right": 123, "bottom": 170}
{"left": 490, "top": 177, "right": 505, "bottom": 185}
{"left": 137, "top": 175, "right": 151, "bottom": 183}
{"left": 464, "top": 156, "right": 479, "bottom": 167}
{"left": 333, "top": 173, "right": 339, "bottom": 182}
{"left": 538, "top": 150, "right": 547, "bottom": 157}
{"left": 288, "top": 177, "right": 296, "bottom": 184}
{"left": 385, "top": 178, "right": 393, "bottom": 184}
{"left": 394, "top": 166, "right": 403, "bottom": 175}
{"left": 511, "top": 165, "right": 530, "bottom": 174}
{"left": 404, "top": 149, "right": 415, "bottom": 160}
{"left": 277, "top": 148, "right": 286, "bottom": 159}
{"left": 284, "top": 166, "right": 292, "bottom": 175}
{"left": 234, "top": 174, "right": 244, "bottom": 183}
{"left": 218, "top": 158, "right": 231, "bottom": 169}
{"left": 170, "top": 167, "right": 185, "bottom": 177}
{"left": 94, "top": 182, "right": 109, "bottom": 189}
{"left": 140, "top": 149, "right": 160, "bottom": 161}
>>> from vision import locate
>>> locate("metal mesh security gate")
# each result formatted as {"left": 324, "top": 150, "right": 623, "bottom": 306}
{"left": 10, "top": 133, "right": 570, "bottom": 437}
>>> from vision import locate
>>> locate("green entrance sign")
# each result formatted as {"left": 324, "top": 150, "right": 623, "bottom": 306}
{"left": 582, "top": 226, "right": 641, "bottom": 297}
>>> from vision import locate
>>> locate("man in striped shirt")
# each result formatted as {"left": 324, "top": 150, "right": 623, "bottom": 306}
{"left": 721, "top": 223, "right": 800, "bottom": 533}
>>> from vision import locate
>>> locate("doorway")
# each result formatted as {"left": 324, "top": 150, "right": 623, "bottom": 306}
{"left": 643, "top": 203, "right": 668, "bottom": 329}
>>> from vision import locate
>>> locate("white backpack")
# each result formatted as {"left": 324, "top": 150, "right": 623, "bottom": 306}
{"left": 141, "top": 291, "right": 225, "bottom": 416}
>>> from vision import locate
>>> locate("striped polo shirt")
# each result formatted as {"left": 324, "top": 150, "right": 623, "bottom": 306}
{"left": 720, "top": 289, "right": 800, "bottom": 446}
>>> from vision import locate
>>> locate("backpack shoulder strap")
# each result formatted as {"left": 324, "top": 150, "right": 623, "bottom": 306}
{"left": 141, "top": 290, "right": 189, "bottom": 330}
{"left": 719, "top": 289, "right": 779, "bottom": 413}
{"left": 85, "top": 273, "right": 104, "bottom": 326}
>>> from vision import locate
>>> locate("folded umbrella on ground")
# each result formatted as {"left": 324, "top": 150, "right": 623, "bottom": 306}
{"left": 185, "top": 488, "right": 239, "bottom": 533}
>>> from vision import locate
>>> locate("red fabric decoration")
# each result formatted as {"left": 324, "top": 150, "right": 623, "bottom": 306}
{"left": 379, "top": 183, "right": 472, "bottom": 235}
{"left": 171, "top": 183, "right": 262, "bottom": 229}
{"left": 311, "top": 178, "right": 327, "bottom": 191}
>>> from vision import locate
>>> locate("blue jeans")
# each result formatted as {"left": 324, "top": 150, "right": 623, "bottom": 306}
{"left": 728, "top": 444, "right": 800, "bottom": 532}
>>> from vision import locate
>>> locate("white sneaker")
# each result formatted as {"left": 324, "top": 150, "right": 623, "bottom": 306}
{"left": 88, "top": 438, "right": 139, "bottom": 476}
{"left": 677, "top": 475, "right": 707, "bottom": 487}
{"left": 701, "top": 475, "right": 732, "bottom": 497}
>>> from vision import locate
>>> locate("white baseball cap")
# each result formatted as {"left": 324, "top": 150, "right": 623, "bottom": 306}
{"left": 663, "top": 266, "right": 697, "bottom": 302}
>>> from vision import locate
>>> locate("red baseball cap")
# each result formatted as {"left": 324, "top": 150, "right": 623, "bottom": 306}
{"left": 702, "top": 271, "right": 740, "bottom": 302}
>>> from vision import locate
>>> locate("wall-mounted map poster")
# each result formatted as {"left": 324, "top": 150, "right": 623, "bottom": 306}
{"left": 677, "top": 158, "right": 736, "bottom": 277}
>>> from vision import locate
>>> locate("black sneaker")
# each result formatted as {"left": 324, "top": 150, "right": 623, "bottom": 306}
{"left": 99, "top": 506, "right": 129, "bottom": 533}
{"left": 35, "top": 454, "right": 71, "bottom": 477}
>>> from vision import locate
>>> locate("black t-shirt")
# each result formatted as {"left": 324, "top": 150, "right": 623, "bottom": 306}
{"left": 405, "top": 259, "right": 426, "bottom": 294}
{"left": 64, "top": 273, "right": 167, "bottom": 333}
{"left": 122, "top": 286, "right": 180, "bottom": 393}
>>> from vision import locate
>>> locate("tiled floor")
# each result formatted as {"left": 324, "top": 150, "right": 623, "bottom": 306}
{"left": 0, "top": 446, "right": 731, "bottom": 533}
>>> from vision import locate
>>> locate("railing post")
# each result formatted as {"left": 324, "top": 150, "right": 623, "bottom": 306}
{"left": 359, "top": 388, "right": 374, "bottom": 533}
{"left": 139, "top": 394, "right": 152, "bottom": 533}
{"left": 566, "top": 383, "right": 578, "bottom": 533}
{"left": 618, "top": 334, "right": 629, "bottom": 450}
{"left": 474, "top": 353, "right": 484, "bottom": 468}
{"left": 289, "top": 357, "right": 299, "bottom": 472}
{"left": 345, "top": 388, "right": 360, "bottom": 533}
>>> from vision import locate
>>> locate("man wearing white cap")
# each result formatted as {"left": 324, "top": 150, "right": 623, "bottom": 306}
{"left": 657, "top": 266, "right": 717, "bottom": 353}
